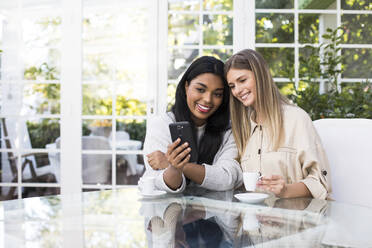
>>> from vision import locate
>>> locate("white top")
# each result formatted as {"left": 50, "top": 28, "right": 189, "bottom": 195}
{"left": 142, "top": 112, "right": 243, "bottom": 193}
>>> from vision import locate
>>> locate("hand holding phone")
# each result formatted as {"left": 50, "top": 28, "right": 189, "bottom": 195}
{"left": 169, "top": 122, "right": 198, "bottom": 163}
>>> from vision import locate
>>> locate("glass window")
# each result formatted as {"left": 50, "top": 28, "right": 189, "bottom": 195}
{"left": 256, "top": 0, "right": 294, "bottom": 9}
{"left": 203, "top": 14, "right": 233, "bottom": 45}
{"left": 341, "top": 0, "right": 372, "bottom": 10}
{"left": 256, "top": 13, "right": 294, "bottom": 43}
{"left": 342, "top": 48, "right": 372, "bottom": 78}
{"left": 168, "top": 14, "right": 199, "bottom": 46}
{"left": 203, "top": 0, "right": 233, "bottom": 11}
{"left": 168, "top": 0, "right": 200, "bottom": 11}
{"left": 342, "top": 14, "right": 372, "bottom": 44}
{"left": 299, "top": 0, "right": 336, "bottom": 9}
{"left": 257, "top": 48, "right": 294, "bottom": 78}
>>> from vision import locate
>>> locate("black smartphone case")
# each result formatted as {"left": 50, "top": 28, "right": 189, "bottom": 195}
{"left": 169, "top": 121, "right": 198, "bottom": 162}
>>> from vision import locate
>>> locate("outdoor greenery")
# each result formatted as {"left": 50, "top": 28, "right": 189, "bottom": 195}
{"left": 281, "top": 27, "right": 372, "bottom": 120}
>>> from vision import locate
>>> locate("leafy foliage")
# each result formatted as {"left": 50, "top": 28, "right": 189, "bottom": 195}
{"left": 287, "top": 27, "right": 372, "bottom": 120}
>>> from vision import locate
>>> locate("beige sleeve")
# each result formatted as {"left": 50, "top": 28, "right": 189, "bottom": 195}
{"left": 298, "top": 143, "right": 331, "bottom": 199}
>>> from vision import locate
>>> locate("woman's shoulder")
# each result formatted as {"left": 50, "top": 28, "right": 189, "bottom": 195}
{"left": 221, "top": 126, "right": 234, "bottom": 142}
{"left": 283, "top": 104, "right": 312, "bottom": 123}
{"left": 148, "top": 112, "right": 174, "bottom": 125}
{"left": 146, "top": 113, "right": 174, "bottom": 135}
{"left": 282, "top": 104, "right": 316, "bottom": 134}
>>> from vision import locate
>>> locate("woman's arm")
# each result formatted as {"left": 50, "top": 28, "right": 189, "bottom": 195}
{"left": 143, "top": 115, "right": 187, "bottom": 193}
{"left": 257, "top": 175, "right": 312, "bottom": 198}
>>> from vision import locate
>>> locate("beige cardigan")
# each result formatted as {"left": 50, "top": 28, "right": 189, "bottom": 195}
{"left": 241, "top": 104, "right": 331, "bottom": 199}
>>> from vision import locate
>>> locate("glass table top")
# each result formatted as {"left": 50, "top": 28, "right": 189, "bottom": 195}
{"left": 1, "top": 186, "right": 371, "bottom": 247}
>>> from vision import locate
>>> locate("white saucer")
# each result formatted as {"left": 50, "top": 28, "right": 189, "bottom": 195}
{"left": 140, "top": 190, "right": 167, "bottom": 199}
{"left": 234, "top": 193, "right": 269, "bottom": 204}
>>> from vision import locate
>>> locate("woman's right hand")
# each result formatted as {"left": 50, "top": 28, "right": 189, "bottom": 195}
{"left": 166, "top": 138, "right": 191, "bottom": 171}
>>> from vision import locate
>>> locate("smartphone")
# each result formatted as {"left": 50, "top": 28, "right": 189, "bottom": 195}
{"left": 169, "top": 121, "right": 198, "bottom": 162}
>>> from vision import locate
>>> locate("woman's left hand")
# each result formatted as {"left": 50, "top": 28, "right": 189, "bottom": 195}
{"left": 147, "top": 151, "right": 169, "bottom": 170}
{"left": 257, "top": 175, "right": 287, "bottom": 198}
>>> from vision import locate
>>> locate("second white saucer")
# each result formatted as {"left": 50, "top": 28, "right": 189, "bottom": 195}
{"left": 234, "top": 193, "right": 269, "bottom": 204}
{"left": 140, "top": 190, "right": 167, "bottom": 199}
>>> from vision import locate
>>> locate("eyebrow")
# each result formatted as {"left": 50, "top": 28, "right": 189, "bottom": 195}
{"left": 235, "top": 75, "right": 246, "bottom": 81}
{"left": 196, "top": 82, "right": 224, "bottom": 91}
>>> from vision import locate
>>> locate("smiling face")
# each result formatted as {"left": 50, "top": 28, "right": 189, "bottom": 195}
{"left": 185, "top": 73, "right": 224, "bottom": 126}
{"left": 226, "top": 68, "right": 257, "bottom": 108}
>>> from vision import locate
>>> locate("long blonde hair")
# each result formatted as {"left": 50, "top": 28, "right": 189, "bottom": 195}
{"left": 224, "top": 49, "right": 289, "bottom": 161}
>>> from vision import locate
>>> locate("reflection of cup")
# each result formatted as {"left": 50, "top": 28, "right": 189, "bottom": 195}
{"left": 243, "top": 172, "right": 260, "bottom": 191}
{"left": 141, "top": 177, "right": 155, "bottom": 194}
{"left": 243, "top": 212, "right": 259, "bottom": 231}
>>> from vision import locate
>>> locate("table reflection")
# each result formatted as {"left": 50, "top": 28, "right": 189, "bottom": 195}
{"left": 0, "top": 187, "right": 371, "bottom": 247}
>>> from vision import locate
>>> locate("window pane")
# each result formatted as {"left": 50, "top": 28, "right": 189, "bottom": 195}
{"left": 203, "top": 14, "right": 232, "bottom": 45}
{"left": 23, "top": 16, "right": 62, "bottom": 48}
{"left": 83, "top": 119, "right": 113, "bottom": 140}
{"left": 299, "top": 0, "right": 336, "bottom": 9}
{"left": 203, "top": 0, "right": 233, "bottom": 11}
{"left": 299, "top": 14, "right": 336, "bottom": 44}
{"left": 168, "top": 14, "right": 199, "bottom": 46}
{"left": 299, "top": 47, "right": 320, "bottom": 78}
{"left": 27, "top": 118, "right": 60, "bottom": 149}
{"left": 342, "top": 14, "right": 372, "bottom": 44}
{"left": 82, "top": 154, "right": 112, "bottom": 185}
{"left": 256, "top": 14, "right": 294, "bottom": 43}
{"left": 83, "top": 52, "right": 113, "bottom": 81}
{"left": 168, "top": 0, "right": 200, "bottom": 11}
{"left": 167, "top": 83, "right": 177, "bottom": 111}
{"left": 116, "top": 154, "right": 144, "bottom": 185}
{"left": 19, "top": 152, "right": 59, "bottom": 184}
{"left": 0, "top": 151, "right": 15, "bottom": 183}
{"left": 202, "top": 48, "right": 233, "bottom": 61}
{"left": 341, "top": 0, "right": 372, "bottom": 10}
{"left": 342, "top": 48, "right": 372, "bottom": 78}
{"left": 23, "top": 49, "right": 61, "bottom": 80}
{"left": 83, "top": 2, "right": 151, "bottom": 82}
{"left": 256, "top": 0, "right": 293, "bottom": 9}
{"left": 339, "top": 83, "right": 372, "bottom": 119}
{"left": 22, "top": 83, "right": 60, "bottom": 115}
{"left": 82, "top": 84, "right": 112, "bottom": 115}
{"left": 22, "top": 187, "right": 60, "bottom": 198}
{"left": 168, "top": 49, "right": 199, "bottom": 80}
{"left": 116, "top": 119, "right": 146, "bottom": 145}
{"left": 115, "top": 88, "right": 147, "bottom": 117}
{"left": 0, "top": 186, "right": 17, "bottom": 201}
{"left": 22, "top": 15, "right": 62, "bottom": 80}
{"left": 257, "top": 48, "right": 294, "bottom": 78}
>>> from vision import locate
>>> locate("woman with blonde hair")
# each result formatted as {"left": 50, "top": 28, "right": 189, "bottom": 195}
{"left": 224, "top": 49, "right": 331, "bottom": 199}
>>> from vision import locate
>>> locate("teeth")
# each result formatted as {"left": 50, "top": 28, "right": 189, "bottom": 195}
{"left": 241, "top": 93, "right": 249, "bottom": 100}
{"left": 197, "top": 104, "right": 210, "bottom": 110}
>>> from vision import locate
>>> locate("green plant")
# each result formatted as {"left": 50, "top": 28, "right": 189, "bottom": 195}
{"left": 289, "top": 27, "right": 372, "bottom": 120}
{"left": 27, "top": 119, "right": 60, "bottom": 167}
{"left": 27, "top": 119, "right": 60, "bottom": 148}
{"left": 117, "top": 120, "right": 146, "bottom": 144}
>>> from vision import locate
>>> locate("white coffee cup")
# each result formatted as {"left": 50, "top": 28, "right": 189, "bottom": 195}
{"left": 243, "top": 172, "right": 260, "bottom": 191}
{"left": 141, "top": 177, "right": 155, "bottom": 194}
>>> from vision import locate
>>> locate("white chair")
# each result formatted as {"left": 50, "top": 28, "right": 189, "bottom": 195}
{"left": 313, "top": 118, "right": 372, "bottom": 208}
{"left": 54, "top": 136, "right": 112, "bottom": 184}
{"left": 110, "top": 130, "right": 143, "bottom": 176}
